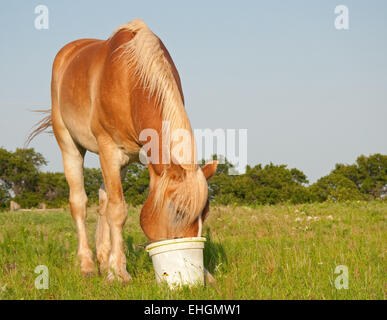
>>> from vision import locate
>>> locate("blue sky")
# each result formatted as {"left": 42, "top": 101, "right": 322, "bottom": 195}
{"left": 0, "top": 0, "right": 386, "bottom": 182}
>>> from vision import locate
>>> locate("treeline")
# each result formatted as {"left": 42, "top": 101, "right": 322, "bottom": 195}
{"left": 209, "top": 154, "right": 387, "bottom": 205}
{"left": 0, "top": 147, "right": 386, "bottom": 209}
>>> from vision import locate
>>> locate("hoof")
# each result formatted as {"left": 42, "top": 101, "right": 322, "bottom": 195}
{"left": 82, "top": 271, "right": 95, "bottom": 278}
{"left": 97, "top": 261, "right": 109, "bottom": 275}
{"left": 96, "top": 249, "right": 111, "bottom": 275}
{"left": 79, "top": 258, "right": 96, "bottom": 278}
{"left": 106, "top": 269, "right": 132, "bottom": 284}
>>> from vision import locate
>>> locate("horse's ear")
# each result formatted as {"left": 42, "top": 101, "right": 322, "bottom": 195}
{"left": 201, "top": 160, "right": 218, "bottom": 180}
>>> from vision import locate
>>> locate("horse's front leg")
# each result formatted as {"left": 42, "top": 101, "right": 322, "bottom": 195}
{"left": 98, "top": 142, "right": 131, "bottom": 283}
{"left": 96, "top": 166, "right": 128, "bottom": 275}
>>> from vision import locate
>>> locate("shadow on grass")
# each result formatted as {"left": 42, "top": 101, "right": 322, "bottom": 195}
{"left": 125, "top": 236, "right": 153, "bottom": 277}
{"left": 203, "top": 227, "right": 228, "bottom": 274}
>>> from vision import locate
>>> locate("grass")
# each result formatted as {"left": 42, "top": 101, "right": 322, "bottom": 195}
{"left": 0, "top": 201, "right": 385, "bottom": 300}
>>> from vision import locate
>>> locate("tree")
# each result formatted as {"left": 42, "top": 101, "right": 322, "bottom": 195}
{"left": 83, "top": 168, "right": 103, "bottom": 203}
{"left": 290, "top": 168, "right": 309, "bottom": 185}
{"left": 0, "top": 184, "right": 10, "bottom": 209}
{"left": 0, "top": 147, "right": 46, "bottom": 197}
{"left": 331, "top": 154, "right": 387, "bottom": 199}
{"left": 207, "top": 160, "right": 312, "bottom": 205}
{"left": 309, "top": 173, "right": 364, "bottom": 202}
{"left": 36, "top": 172, "right": 69, "bottom": 207}
{"left": 122, "top": 162, "right": 150, "bottom": 206}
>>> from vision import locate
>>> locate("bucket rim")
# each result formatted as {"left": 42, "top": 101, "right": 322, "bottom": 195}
{"left": 145, "top": 237, "right": 206, "bottom": 252}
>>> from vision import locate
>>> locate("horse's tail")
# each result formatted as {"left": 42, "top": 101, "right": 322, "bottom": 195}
{"left": 25, "top": 110, "right": 52, "bottom": 146}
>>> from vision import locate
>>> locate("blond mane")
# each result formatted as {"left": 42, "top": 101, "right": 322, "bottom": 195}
{"left": 113, "top": 19, "right": 207, "bottom": 226}
{"left": 113, "top": 19, "right": 197, "bottom": 169}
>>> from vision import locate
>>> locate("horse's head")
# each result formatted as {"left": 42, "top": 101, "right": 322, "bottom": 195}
{"left": 140, "top": 161, "right": 218, "bottom": 241}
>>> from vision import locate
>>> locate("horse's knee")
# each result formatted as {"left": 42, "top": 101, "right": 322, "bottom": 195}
{"left": 69, "top": 191, "right": 88, "bottom": 217}
{"left": 106, "top": 197, "right": 127, "bottom": 226}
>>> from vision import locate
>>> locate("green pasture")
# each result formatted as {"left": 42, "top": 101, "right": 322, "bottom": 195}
{"left": 0, "top": 201, "right": 385, "bottom": 299}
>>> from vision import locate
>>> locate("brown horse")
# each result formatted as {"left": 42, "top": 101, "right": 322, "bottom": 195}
{"left": 29, "top": 19, "right": 217, "bottom": 282}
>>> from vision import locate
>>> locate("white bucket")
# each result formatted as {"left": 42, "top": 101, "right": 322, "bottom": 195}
{"left": 145, "top": 237, "right": 206, "bottom": 288}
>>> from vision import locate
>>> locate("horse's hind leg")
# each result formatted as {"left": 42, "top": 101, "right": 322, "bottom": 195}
{"left": 59, "top": 139, "right": 95, "bottom": 276}
{"left": 96, "top": 182, "right": 110, "bottom": 273}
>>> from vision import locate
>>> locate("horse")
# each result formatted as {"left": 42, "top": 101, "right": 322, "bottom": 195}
{"left": 28, "top": 19, "right": 218, "bottom": 282}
